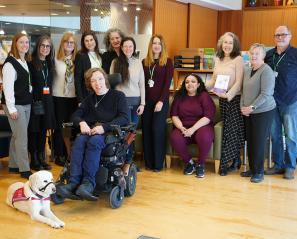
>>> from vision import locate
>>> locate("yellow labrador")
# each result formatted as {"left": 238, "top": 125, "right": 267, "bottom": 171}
{"left": 6, "top": 170, "right": 65, "bottom": 229}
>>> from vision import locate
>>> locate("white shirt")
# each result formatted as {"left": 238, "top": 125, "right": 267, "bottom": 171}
{"left": 88, "top": 51, "right": 102, "bottom": 68}
{"left": 2, "top": 58, "right": 29, "bottom": 113}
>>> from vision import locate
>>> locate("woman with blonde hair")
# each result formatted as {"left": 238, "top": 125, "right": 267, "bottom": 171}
{"left": 1, "top": 33, "right": 32, "bottom": 178}
{"left": 142, "top": 34, "right": 173, "bottom": 171}
{"left": 52, "top": 32, "right": 78, "bottom": 166}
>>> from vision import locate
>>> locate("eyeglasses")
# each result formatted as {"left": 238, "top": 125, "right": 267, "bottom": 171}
{"left": 40, "top": 44, "right": 51, "bottom": 49}
{"left": 274, "top": 33, "right": 290, "bottom": 39}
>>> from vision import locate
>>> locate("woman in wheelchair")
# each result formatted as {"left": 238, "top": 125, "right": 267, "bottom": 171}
{"left": 57, "top": 68, "right": 129, "bottom": 201}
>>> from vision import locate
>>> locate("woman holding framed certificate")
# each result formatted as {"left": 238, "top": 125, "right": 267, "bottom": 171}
{"left": 206, "top": 32, "right": 245, "bottom": 176}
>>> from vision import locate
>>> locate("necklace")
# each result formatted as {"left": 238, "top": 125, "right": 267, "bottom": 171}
{"left": 94, "top": 92, "right": 107, "bottom": 108}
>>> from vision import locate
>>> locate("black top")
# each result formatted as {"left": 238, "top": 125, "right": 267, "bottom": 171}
{"left": 71, "top": 89, "right": 129, "bottom": 132}
{"left": 28, "top": 60, "right": 56, "bottom": 131}
{"left": 102, "top": 51, "right": 118, "bottom": 74}
{"left": 1, "top": 56, "right": 32, "bottom": 105}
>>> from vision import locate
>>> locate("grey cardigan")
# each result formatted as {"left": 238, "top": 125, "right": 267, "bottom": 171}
{"left": 241, "top": 63, "right": 276, "bottom": 114}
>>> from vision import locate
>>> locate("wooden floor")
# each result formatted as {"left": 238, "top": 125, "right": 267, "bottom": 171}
{"left": 1, "top": 158, "right": 297, "bottom": 239}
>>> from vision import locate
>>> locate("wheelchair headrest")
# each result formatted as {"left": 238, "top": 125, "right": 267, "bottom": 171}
{"left": 107, "top": 73, "right": 122, "bottom": 89}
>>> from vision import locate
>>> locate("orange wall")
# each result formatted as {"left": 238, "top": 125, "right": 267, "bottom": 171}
{"left": 188, "top": 4, "right": 218, "bottom": 48}
{"left": 153, "top": 0, "right": 188, "bottom": 58}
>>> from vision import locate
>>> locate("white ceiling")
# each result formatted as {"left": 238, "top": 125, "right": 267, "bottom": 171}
{"left": 176, "top": 0, "right": 242, "bottom": 10}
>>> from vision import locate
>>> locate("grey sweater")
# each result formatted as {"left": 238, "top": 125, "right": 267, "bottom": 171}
{"left": 241, "top": 63, "right": 276, "bottom": 114}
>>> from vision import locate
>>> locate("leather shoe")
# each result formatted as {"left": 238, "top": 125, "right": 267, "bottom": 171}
{"left": 283, "top": 168, "right": 295, "bottom": 180}
{"left": 250, "top": 173, "right": 264, "bottom": 183}
{"left": 20, "top": 171, "right": 33, "bottom": 179}
{"left": 8, "top": 167, "right": 19, "bottom": 174}
{"left": 56, "top": 183, "right": 79, "bottom": 200}
{"left": 76, "top": 180, "right": 98, "bottom": 201}
{"left": 264, "top": 165, "right": 285, "bottom": 175}
{"left": 219, "top": 167, "right": 228, "bottom": 176}
{"left": 228, "top": 159, "right": 242, "bottom": 172}
{"left": 240, "top": 170, "right": 252, "bottom": 177}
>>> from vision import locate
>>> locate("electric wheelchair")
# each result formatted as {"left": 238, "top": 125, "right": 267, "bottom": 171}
{"left": 52, "top": 73, "right": 138, "bottom": 209}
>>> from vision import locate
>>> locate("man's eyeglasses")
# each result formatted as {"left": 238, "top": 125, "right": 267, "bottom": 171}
{"left": 64, "top": 41, "right": 75, "bottom": 45}
{"left": 274, "top": 33, "right": 290, "bottom": 39}
{"left": 40, "top": 44, "right": 51, "bottom": 49}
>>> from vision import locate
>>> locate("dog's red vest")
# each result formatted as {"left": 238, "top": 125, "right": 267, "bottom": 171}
{"left": 12, "top": 187, "right": 50, "bottom": 206}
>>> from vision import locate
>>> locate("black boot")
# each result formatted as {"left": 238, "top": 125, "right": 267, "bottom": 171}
{"left": 76, "top": 180, "right": 98, "bottom": 201}
{"left": 228, "top": 159, "right": 242, "bottom": 172}
{"left": 30, "top": 151, "right": 42, "bottom": 171}
{"left": 56, "top": 183, "right": 79, "bottom": 200}
{"left": 38, "top": 151, "right": 52, "bottom": 170}
{"left": 219, "top": 166, "right": 228, "bottom": 176}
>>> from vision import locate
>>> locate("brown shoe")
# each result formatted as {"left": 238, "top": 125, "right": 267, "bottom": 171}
{"left": 264, "top": 165, "right": 285, "bottom": 175}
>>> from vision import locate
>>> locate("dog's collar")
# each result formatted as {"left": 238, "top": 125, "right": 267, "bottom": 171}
{"left": 29, "top": 186, "right": 48, "bottom": 199}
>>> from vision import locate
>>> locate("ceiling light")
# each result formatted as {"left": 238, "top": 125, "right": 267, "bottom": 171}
{"left": 123, "top": 6, "right": 128, "bottom": 12}
{"left": 5, "top": 22, "right": 11, "bottom": 25}
{"left": 21, "top": 13, "right": 26, "bottom": 35}
{"left": 0, "top": 5, "right": 6, "bottom": 8}
{"left": 51, "top": 13, "right": 59, "bottom": 16}
{"left": 21, "top": 30, "right": 27, "bottom": 34}
{"left": 100, "top": 11, "right": 104, "bottom": 15}
{"left": 42, "top": 26, "right": 48, "bottom": 29}
{"left": 136, "top": 6, "right": 141, "bottom": 11}
{"left": 94, "top": 8, "right": 98, "bottom": 12}
{"left": 63, "top": 4, "right": 71, "bottom": 8}
{"left": 35, "top": 29, "right": 40, "bottom": 32}
{"left": 66, "top": 11, "right": 70, "bottom": 14}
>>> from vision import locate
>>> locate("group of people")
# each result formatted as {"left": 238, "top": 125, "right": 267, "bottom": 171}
{"left": 172, "top": 25, "right": 297, "bottom": 183}
{"left": 0, "top": 27, "right": 173, "bottom": 189}
{"left": 1, "top": 24, "right": 296, "bottom": 189}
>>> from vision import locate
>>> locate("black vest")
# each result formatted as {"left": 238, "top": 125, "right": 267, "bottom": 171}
{"left": 1, "top": 56, "right": 32, "bottom": 105}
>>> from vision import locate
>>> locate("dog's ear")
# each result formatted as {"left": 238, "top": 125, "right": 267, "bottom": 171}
{"left": 28, "top": 173, "right": 39, "bottom": 191}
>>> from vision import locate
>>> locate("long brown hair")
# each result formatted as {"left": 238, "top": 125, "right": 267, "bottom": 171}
{"left": 57, "top": 32, "right": 77, "bottom": 61}
{"left": 9, "top": 33, "right": 30, "bottom": 61}
{"left": 144, "top": 34, "right": 168, "bottom": 67}
{"left": 216, "top": 32, "right": 241, "bottom": 60}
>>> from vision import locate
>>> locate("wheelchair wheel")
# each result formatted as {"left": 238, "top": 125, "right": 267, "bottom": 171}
{"left": 109, "top": 186, "right": 124, "bottom": 209}
{"left": 124, "top": 163, "right": 137, "bottom": 197}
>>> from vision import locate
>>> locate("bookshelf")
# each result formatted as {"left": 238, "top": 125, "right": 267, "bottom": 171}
{"left": 173, "top": 68, "right": 213, "bottom": 91}
{"left": 243, "top": 0, "right": 297, "bottom": 9}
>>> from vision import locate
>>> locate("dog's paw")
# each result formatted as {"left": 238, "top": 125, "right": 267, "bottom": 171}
{"left": 50, "top": 221, "right": 64, "bottom": 229}
{"left": 58, "top": 220, "right": 65, "bottom": 228}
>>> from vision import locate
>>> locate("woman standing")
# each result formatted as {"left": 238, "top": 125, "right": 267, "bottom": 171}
{"left": 75, "top": 31, "right": 102, "bottom": 104}
{"left": 28, "top": 35, "right": 55, "bottom": 171}
{"left": 52, "top": 32, "right": 78, "bottom": 166}
{"left": 170, "top": 74, "right": 215, "bottom": 178}
{"left": 206, "top": 32, "right": 244, "bottom": 176}
{"left": 240, "top": 43, "right": 276, "bottom": 183}
{"left": 1, "top": 33, "right": 32, "bottom": 178}
{"left": 102, "top": 28, "right": 125, "bottom": 74}
{"left": 142, "top": 34, "right": 173, "bottom": 171}
{"left": 110, "top": 37, "right": 145, "bottom": 174}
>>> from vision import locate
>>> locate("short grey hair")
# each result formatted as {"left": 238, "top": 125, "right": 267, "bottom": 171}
{"left": 249, "top": 43, "right": 266, "bottom": 58}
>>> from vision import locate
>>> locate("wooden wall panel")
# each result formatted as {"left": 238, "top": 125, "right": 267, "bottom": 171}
{"left": 283, "top": 8, "right": 297, "bottom": 46}
{"left": 153, "top": 0, "right": 188, "bottom": 58}
{"left": 242, "top": 11, "right": 263, "bottom": 50}
{"left": 260, "top": 9, "right": 284, "bottom": 47}
{"left": 217, "top": 10, "right": 243, "bottom": 42}
{"left": 188, "top": 4, "right": 218, "bottom": 48}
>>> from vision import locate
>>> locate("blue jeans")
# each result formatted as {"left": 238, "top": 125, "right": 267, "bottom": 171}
{"left": 127, "top": 105, "right": 139, "bottom": 163}
{"left": 69, "top": 134, "right": 106, "bottom": 187}
{"left": 271, "top": 101, "right": 297, "bottom": 170}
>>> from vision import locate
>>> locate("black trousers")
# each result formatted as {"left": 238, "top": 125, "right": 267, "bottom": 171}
{"left": 244, "top": 109, "right": 275, "bottom": 174}
{"left": 28, "top": 130, "right": 47, "bottom": 153}
{"left": 142, "top": 100, "right": 169, "bottom": 170}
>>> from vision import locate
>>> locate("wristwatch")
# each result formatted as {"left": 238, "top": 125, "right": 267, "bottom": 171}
{"left": 250, "top": 105, "right": 256, "bottom": 110}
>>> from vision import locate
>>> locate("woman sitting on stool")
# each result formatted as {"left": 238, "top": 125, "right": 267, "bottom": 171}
{"left": 57, "top": 68, "right": 129, "bottom": 200}
{"left": 170, "top": 74, "right": 216, "bottom": 178}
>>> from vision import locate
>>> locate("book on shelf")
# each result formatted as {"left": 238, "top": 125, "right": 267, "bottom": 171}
{"left": 213, "top": 74, "right": 230, "bottom": 93}
{"left": 202, "top": 48, "right": 215, "bottom": 70}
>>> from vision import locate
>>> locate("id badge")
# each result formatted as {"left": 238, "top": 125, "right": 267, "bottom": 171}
{"left": 273, "top": 71, "right": 278, "bottom": 78}
{"left": 148, "top": 79, "right": 154, "bottom": 88}
{"left": 43, "top": 87, "right": 50, "bottom": 95}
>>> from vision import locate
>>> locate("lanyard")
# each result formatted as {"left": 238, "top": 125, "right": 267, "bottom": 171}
{"left": 41, "top": 63, "right": 48, "bottom": 87}
{"left": 148, "top": 64, "right": 156, "bottom": 80}
{"left": 273, "top": 52, "right": 286, "bottom": 71}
